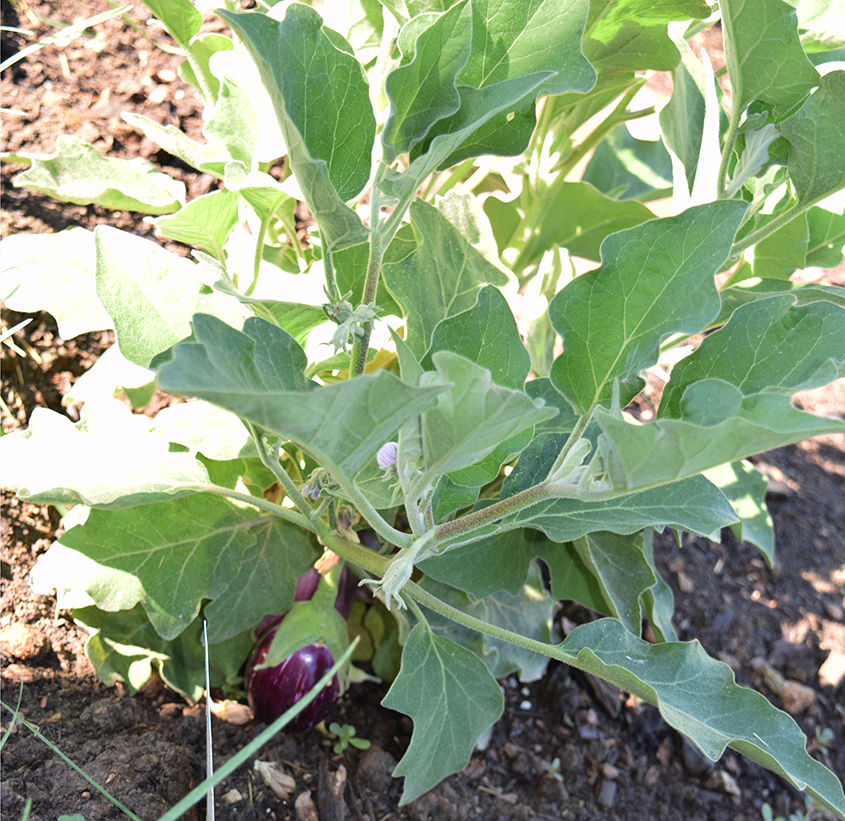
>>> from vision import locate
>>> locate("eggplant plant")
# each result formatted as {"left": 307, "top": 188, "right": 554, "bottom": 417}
{"left": 2, "top": 0, "right": 845, "bottom": 812}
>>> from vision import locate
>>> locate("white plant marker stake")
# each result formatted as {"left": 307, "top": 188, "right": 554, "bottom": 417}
{"left": 203, "top": 620, "right": 215, "bottom": 821}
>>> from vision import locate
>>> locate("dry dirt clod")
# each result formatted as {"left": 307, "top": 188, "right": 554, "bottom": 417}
{"left": 0, "top": 622, "right": 50, "bottom": 659}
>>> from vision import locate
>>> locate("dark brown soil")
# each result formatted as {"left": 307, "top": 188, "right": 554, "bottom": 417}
{"left": 2, "top": 4, "right": 844, "bottom": 821}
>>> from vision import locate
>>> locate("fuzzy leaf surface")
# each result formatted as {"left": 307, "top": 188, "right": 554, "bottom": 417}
{"left": 382, "top": 1, "right": 472, "bottom": 160}
{"left": 219, "top": 7, "right": 372, "bottom": 250}
{"left": 596, "top": 393, "right": 845, "bottom": 491}
{"left": 721, "top": 0, "right": 819, "bottom": 120}
{"left": 548, "top": 201, "right": 747, "bottom": 415}
{"left": 559, "top": 619, "right": 845, "bottom": 816}
{"left": 382, "top": 621, "right": 504, "bottom": 804}
{"left": 13, "top": 136, "right": 184, "bottom": 214}
{"left": 33, "top": 495, "right": 263, "bottom": 640}
{"left": 75, "top": 604, "right": 252, "bottom": 701}
{"left": 659, "top": 296, "right": 845, "bottom": 418}
{"left": 780, "top": 71, "right": 845, "bottom": 205}
{"left": 0, "top": 399, "right": 210, "bottom": 509}
{"left": 382, "top": 200, "right": 509, "bottom": 357}
{"left": 0, "top": 228, "right": 112, "bottom": 338}
{"left": 94, "top": 227, "right": 246, "bottom": 367}
{"left": 419, "top": 351, "right": 556, "bottom": 488}
{"left": 156, "top": 315, "right": 446, "bottom": 479}
{"left": 152, "top": 189, "right": 240, "bottom": 262}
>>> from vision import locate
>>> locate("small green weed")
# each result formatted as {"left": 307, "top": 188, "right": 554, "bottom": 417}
{"left": 324, "top": 722, "right": 372, "bottom": 755}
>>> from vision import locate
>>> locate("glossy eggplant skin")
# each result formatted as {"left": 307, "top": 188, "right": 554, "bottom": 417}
{"left": 246, "top": 630, "right": 338, "bottom": 731}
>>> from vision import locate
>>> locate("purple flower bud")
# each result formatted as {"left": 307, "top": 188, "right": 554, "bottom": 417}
{"left": 377, "top": 442, "right": 398, "bottom": 470}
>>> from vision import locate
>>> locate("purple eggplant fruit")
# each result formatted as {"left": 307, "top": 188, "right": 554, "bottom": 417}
{"left": 246, "top": 630, "right": 338, "bottom": 730}
{"left": 245, "top": 565, "right": 360, "bottom": 730}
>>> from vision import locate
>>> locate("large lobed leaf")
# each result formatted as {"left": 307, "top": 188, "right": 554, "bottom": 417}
{"left": 219, "top": 6, "right": 372, "bottom": 251}
{"left": 29, "top": 494, "right": 314, "bottom": 641}
{"left": 0, "top": 398, "right": 210, "bottom": 509}
{"left": 12, "top": 136, "right": 184, "bottom": 214}
{"left": 382, "top": 621, "right": 504, "bottom": 804}
{"left": 156, "top": 314, "right": 447, "bottom": 480}
{"left": 548, "top": 201, "right": 748, "bottom": 415}
{"left": 560, "top": 619, "right": 845, "bottom": 817}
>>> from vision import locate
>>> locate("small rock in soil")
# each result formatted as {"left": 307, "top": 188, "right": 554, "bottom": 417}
{"left": 0, "top": 623, "right": 50, "bottom": 659}
{"left": 818, "top": 649, "right": 845, "bottom": 687}
{"left": 356, "top": 745, "right": 397, "bottom": 793}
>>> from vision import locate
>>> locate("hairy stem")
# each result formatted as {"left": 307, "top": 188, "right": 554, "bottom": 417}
{"left": 433, "top": 482, "right": 552, "bottom": 543}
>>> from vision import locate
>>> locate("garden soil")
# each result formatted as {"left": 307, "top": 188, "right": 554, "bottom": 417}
{"left": 1, "top": 3, "right": 844, "bottom": 821}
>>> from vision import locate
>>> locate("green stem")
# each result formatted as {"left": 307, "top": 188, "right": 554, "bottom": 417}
{"left": 245, "top": 192, "right": 289, "bottom": 297}
{"left": 730, "top": 199, "right": 819, "bottom": 256}
{"left": 323, "top": 248, "right": 339, "bottom": 301}
{"left": 545, "top": 414, "right": 591, "bottom": 482}
{"left": 716, "top": 104, "right": 740, "bottom": 199}
{"left": 349, "top": 189, "right": 386, "bottom": 377}
{"left": 333, "top": 472, "right": 415, "bottom": 549}
{"left": 314, "top": 522, "right": 391, "bottom": 579}
{"left": 406, "top": 580, "right": 572, "bottom": 663}
{"left": 249, "top": 425, "right": 315, "bottom": 519}
{"left": 199, "top": 484, "right": 312, "bottom": 531}
{"left": 433, "top": 481, "right": 552, "bottom": 543}
{"left": 512, "top": 83, "right": 648, "bottom": 274}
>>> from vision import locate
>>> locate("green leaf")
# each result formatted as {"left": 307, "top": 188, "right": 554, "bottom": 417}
{"left": 122, "top": 112, "right": 230, "bottom": 176}
{"left": 704, "top": 461, "right": 774, "bottom": 565}
{"left": 418, "top": 573, "right": 551, "bottom": 686}
{"left": 204, "top": 42, "right": 286, "bottom": 166}
{"left": 780, "top": 71, "right": 845, "bottom": 204}
{"left": 798, "top": 0, "right": 845, "bottom": 52}
{"left": 548, "top": 201, "right": 747, "bottom": 415}
{"left": 382, "top": 199, "right": 509, "bottom": 357}
{"left": 208, "top": 274, "right": 327, "bottom": 346}
{"left": 381, "top": 621, "right": 504, "bottom": 805}
{"left": 75, "top": 604, "right": 252, "bottom": 701}
{"left": 152, "top": 189, "right": 240, "bottom": 262}
{"left": 95, "top": 226, "right": 247, "bottom": 367}
{"left": 420, "top": 528, "right": 536, "bottom": 597}
{"left": 559, "top": 619, "right": 845, "bottom": 817}
{"left": 582, "top": 124, "right": 672, "bottom": 201}
{"left": 139, "top": 0, "right": 202, "bottom": 49}
{"left": 748, "top": 213, "right": 809, "bottom": 280}
{"left": 0, "top": 398, "right": 210, "bottom": 509}
{"left": 536, "top": 530, "right": 656, "bottom": 635}
{"left": 805, "top": 204, "right": 845, "bottom": 267}
{"left": 503, "top": 435, "right": 737, "bottom": 541}
{"left": 660, "top": 296, "right": 845, "bottom": 417}
{"left": 156, "top": 314, "right": 447, "bottom": 480}
{"left": 721, "top": 0, "right": 819, "bottom": 121}
{"left": 418, "top": 351, "right": 556, "bottom": 489}
{"left": 408, "top": 0, "right": 596, "bottom": 168}
{"left": 596, "top": 392, "right": 845, "bottom": 491}
{"left": 516, "top": 182, "right": 654, "bottom": 267}
{"left": 219, "top": 7, "right": 373, "bottom": 250}
{"left": 204, "top": 519, "right": 318, "bottom": 643}
{"left": 32, "top": 494, "right": 262, "bottom": 640}
{"left": 641, "top": 531, "right": 676, "bottom": 642}
{"left": 715, "top": 279, "right": 845, "bottom": 328}
{"left": 380, "top": 72, "right": 552, "bottom": 202}
{"left": 382, "top": 0, "right": 472, "bottom": 160}
{"left": 65, "top": 344, "right": 155, "bottom": 407}
{"left": 0, "top": 228, "right": 112, "bottom": 338}
{"left": 13, "top": 136, "right": 184, "bottom": 214}
{"left": 583, "top": 0, "right": 711, "bottom": 75}
{"left": 421, "top": 285, "right": 530, "bottom": 389}
{"left": 178, "top": 32, "right": 234, "bottom": 101}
